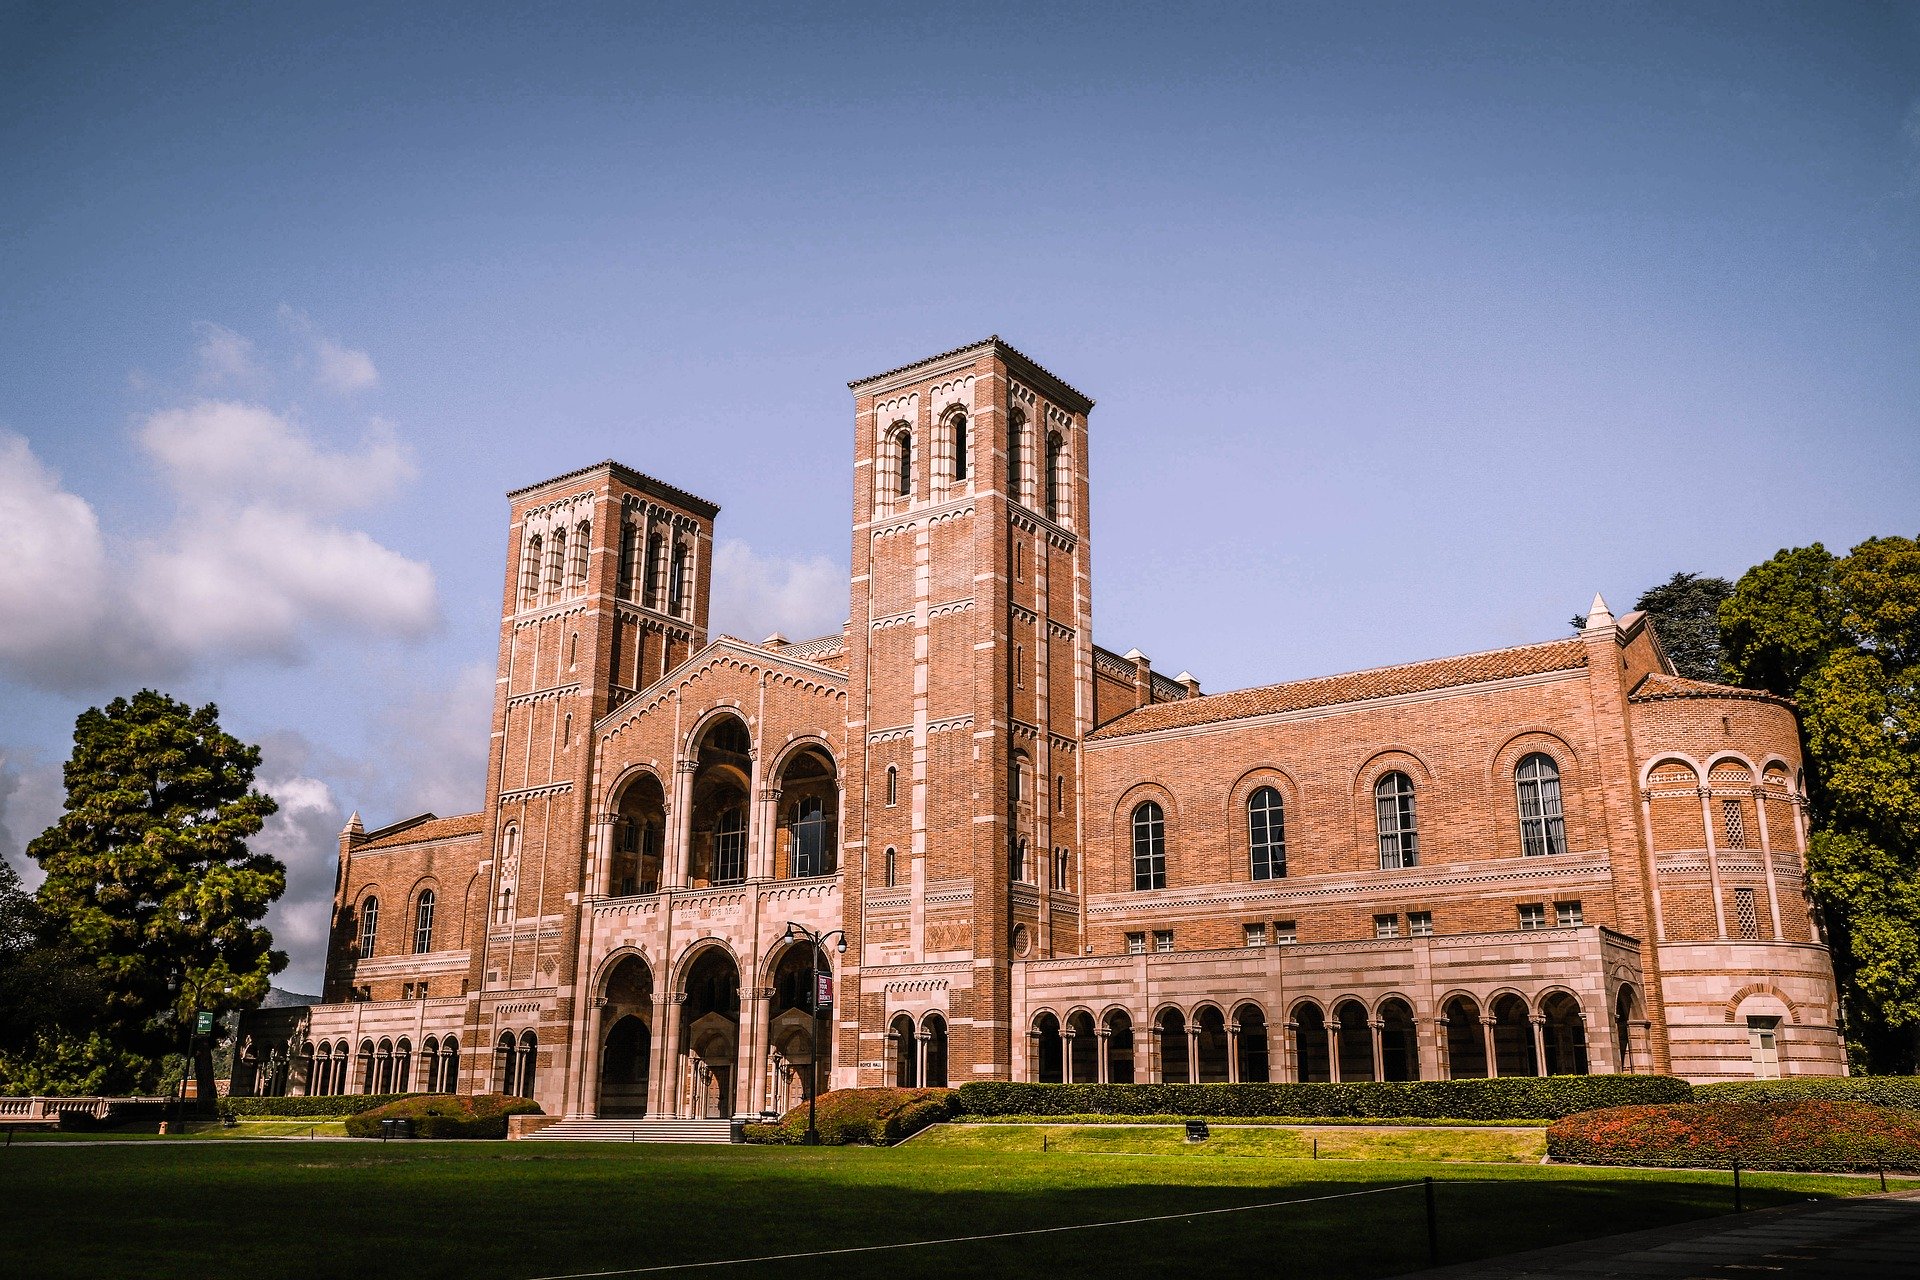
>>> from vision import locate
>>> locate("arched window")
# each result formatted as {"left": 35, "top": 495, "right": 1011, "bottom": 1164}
{"left": 1010, "top": 837, "right": 1028, "bottom": 883}
{"left": 517, "top": 1031, "right": 538, "bottom": 1099}
{"left": 885, "top": 764, "right": 898, "bottom": 807}
{"left": 712, "top": 806, "right": 746, "bottom": 884}
{"left": 668, "top": 541, "right": 688, "bottom": 616}
{"left": 617, "top": 521, "right": 639, "bottom": 600}
{"left": 496, "top": 825, "right": 519, "bottom": 924}
{"left": 439, "top": 1037, "right": 459, "bottom": 1093}
{"left": 1007, "top": 410, "right": 1026, "bottom": 503}
{"left": 545, "top": 527, "right": 566, "bottom": 599}
{"left": 883, "top": 846, "right": 897, "bottom": 888}
{"left": 1132, "top": 801, "right": 1166, "bottom": 891}
{"left": 950, "top": 412, "right": 969, "bottom": 482}
{"left": 521, "top": 534, "right": 542, "bottom": 605}
{"left": 1044, "top": 431, "right": 1064, "bottom": 521}
{"left": 1375, "top": 772, "right": 1419, "bottom": 869}
{"left": 647, "top": 533, "right": 666, "bottom": 609}
{"left": 496, "top": 1032, "right": 518, "bottom": 1096}
{"left": 358, "top": 895, "right": 379, "bottom": 957}
{"left": 1052, "top": 846, "right": 1072, "bottom": 891}
{"left": 394, "top": 1037, "right": 413, "bottom": 1092}
{"left": 893, "top": 425, "right": 913, "bottom": 499}
{"left": 570, "top": 520, "right": 590, "bottom": 592}
{"left": 1248, "top": 786, "right": 1286, "bottom": 880}
{"left": 412, "top": 889, "right": 435, "bottom": 954}
{"left": 1516, "top": 753, "right": 1568, "bottom": 857}
{"left": 789, "top": 796, "right": 831, "bottom": 878}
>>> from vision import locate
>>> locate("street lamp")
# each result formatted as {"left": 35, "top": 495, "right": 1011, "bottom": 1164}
{"left": 781, "top": 921, "right": 846, "bottom": 1145}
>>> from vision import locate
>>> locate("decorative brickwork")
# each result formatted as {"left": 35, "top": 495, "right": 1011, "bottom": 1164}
{"left": 232, "top": 339, "right": 1845, "bottom": 1111}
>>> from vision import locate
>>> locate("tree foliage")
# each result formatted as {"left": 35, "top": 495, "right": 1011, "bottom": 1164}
{"left": 1722, "top": 536, "right": 1920, "bottom": 1070}
{"left": 1631, "top": 572, "right": 1734, "bottom": 682}
{"left": 22, "top": 690, "right": 285, "bottom": 1091}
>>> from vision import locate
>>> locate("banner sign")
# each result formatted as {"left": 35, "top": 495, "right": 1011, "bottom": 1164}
{"left": 815, "top": 972, "right": 834, "bottom": 1010}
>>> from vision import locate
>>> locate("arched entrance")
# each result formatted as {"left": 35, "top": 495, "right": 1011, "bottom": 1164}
{"left": 1613, "top": 985, "right": 1639, "bottom": 1073}
{"left": 1155, "top": 1009, "right": 1188, "bottom": 1083}
{"left": 680, "top": 948, "right": 740, "bottom": 1117}
{"left": 765, "top": 943, "right": 832, "bottom": 1115}
{"left": 1234, "top": 1004, "right": 1270, "bottom": 1083}
{"left": 598, "top": 954, "right": 654, "bottom": 1115}
{"left": 1104, "top": 1010, "right": 1135, "bottom": 1083}
{"left": 1491, "top": 994, "right": 1538, "bottom": 1077}
{"left": 1293, "top": 1003, "right": 1330, "bottom": 1082}
{"left": 1541, "top": 992, "right": 1590, "bottom": 1075}
{"left": 922, "top": 1014, "right": 949, "bottom": 1088}
{"left": 1334, "top": 1001, "right": 1374, "bottom": 1082}
{"left": 1032, "top": 1012, "right": 1064, "bottom": 1083}
{"left": 1066, "top": 1010, "right": 1097, "bottom": 1083}
{"left": 1380, "top": 999, "right": 1419, "bottom": 1081}
{"left": 1194, "top": 1006, "right": 1230, "bottom": 1083}
{"left": 688, "top": 717, "right": 752, "bottom": 887}
{"left": 1444, "top": 996, "right": 1487, "bottom": 1079}
{"left": 892, "top": 1013, "right": 920, "bottom": 1086}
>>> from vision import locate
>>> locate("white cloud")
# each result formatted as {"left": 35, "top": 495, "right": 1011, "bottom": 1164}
{"left": 709, "top": 540, "right": 847, "bottom": 643}
{"left": 0, "top": 432, "right": 124, "bottom": 689}
{"left": 278, "top": 306, "right": 378, "bottom": 394}
{"left": 193, "top": 321, "right": 268, "bottom": 388}
{"left": 139, "top": 400, "right": 413, "bottom": 511}
{"left": 0, "top": 747, "right": 64, "bottom": 891}
{"left": 252, "top": 735, "right": 353, "bottom": 996}
{"left": 376, "top": 661, "right": 493, "bottom": 818}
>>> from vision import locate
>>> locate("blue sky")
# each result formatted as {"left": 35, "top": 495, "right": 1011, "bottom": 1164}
{"left": 2, "top": 2, "right": 1916, "bottom": 991}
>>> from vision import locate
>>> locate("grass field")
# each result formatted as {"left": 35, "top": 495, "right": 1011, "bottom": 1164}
{"left": 5, "top": 1134, "right": 1912, "bottom": 1280}
{"left": 919, "top": 1121, "right": 1549, "bottom": 1162}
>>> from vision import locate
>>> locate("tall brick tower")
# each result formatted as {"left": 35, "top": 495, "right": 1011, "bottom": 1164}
{"left": 840, "top": 339, "right": 1095, "bottom": 1085}
{"left": 466, "top": 462, "right": 720, "bottom": 1090}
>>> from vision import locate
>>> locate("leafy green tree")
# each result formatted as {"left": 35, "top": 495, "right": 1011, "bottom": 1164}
{"left": 0, "top": 857, "right": 115, "bottom": 1093}
{"left": 26, "top": 691, "right": 285, "bottom": 1094}
{"left": 1632, "top": 572, "right": 1735, "bottom": 682}
{"left": 1722, "top": 536, "right": 1920, "bottom": 1070}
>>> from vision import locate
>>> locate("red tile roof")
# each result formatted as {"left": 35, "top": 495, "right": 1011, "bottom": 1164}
{"left": 1089, "top": 638, "right": 1590, "bottom": 739}
{"left": 358, "top": 812, "right": 485, "bottom": 850}
{"left": 1628, "top": 672, "right": 1793, "bottom": 707}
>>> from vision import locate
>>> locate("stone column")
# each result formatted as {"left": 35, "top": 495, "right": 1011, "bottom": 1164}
{"left": 656, "top": 992, "right": 686, "bottom": 1116}
{"left": 1432, "top": 1018, "right": 1452, "bottom": 1081}
{"left": 1061, "top": 1030, "right": 1077, "bottom": 1084}
{"left": 1024, "top": 1029, "right": 1040, "bottom": 1084}
{"left": 1482, "top": 1016, "right": 1500, "bottom": 1078}
{"left": 1096, "top": 1028, "right": 1111, "bottom": 1084}
{"left": 739, "top": 985, "right": 771, "bottom": 1118}
{"left": 754, "top": 786, "right": 783, "bottom": 881}
{"left": 1529, "top": 1015, "right": 1548, "bottom": 1077}
{"left": 1326, "top": 1024, "right": 1342, "bottom": 1083}
{"left": 1186, "top": 1027, "right": 1200, "bottom": 1084}
{"left": 1226, "top": 1022, "right": 1241, "bottom": 1084}
{"left": 579, "top": 998, "right": 608, "bottom": 1117}
{"left": 1753, "top": 785, "right": 1784, "bottom": 941}
{"left": 1280, "top": 1021, "right": 1298, "bottom": 1083}
{"left": 664, "top": 758, "right": 698, "bottom": 888}
{"left": 1369, "top": 1019, "right": 1386, "bottom": 1083}
{"left": 1698, "top": 785, "right": 1729, "bottom": 938}
{"left": 916, "top": 1031, "right": 931, "bottom": 1087}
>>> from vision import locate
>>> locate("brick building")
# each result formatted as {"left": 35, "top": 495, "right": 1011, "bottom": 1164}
{"left": 233, "top": 337, "right": 1845, "bottom": 1115}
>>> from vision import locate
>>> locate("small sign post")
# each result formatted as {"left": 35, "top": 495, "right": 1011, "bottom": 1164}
{"left": 815, "top": 972, "right": 833, "bottom": 1011}
{"left": 195, "top": 1011, "right": 215, "bottom": 1036}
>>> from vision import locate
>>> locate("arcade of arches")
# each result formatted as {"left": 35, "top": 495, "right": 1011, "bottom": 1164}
{"left": 1029, "top": 988, "right": 1615, "bottom": 1083}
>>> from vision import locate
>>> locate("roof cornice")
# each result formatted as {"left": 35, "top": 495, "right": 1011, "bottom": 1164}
{"left": 848, "top": 335, "right": 1095, "bottom": 414}
{"left": 507, "top": 459, "right": 721, "bottom": 520}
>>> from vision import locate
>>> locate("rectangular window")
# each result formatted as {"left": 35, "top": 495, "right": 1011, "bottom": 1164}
{"left": 1015, "top": 645, "right": 1024, "bottom": 688}
{"left": 1518, "top": 903, "right": 1547, "bottom": 930}
{"left": 1273, "top": 920, "right": 1297, "bottom": 945}
{"left": 1408, "top": 911, "right": 1434, "bottom": 938}
{"left": 1244, "top": 922, "right": 1267, "bottom": 947}
{"left": 1055, "top": 775, "right": 1064, "bottom": 813}
{"left": 1153, "top": 929, "right": 1175, "bottom": 953}
{"left": 1125, "top": 932, "right": 1146, "bottom": 955}
{"left": 1374, "top": 913, "right": 1399, "bottom": 940}
{"left": 1555, "top": 900, "right": 1584, "bottom": 927}
{"left": 1052, "top": 847, "right": 1072, "bottom": 892}
{"left": 1735, "top": 887, "right": 1759, "bottom": 940}
{"left": 1722, "top": 798, "right": 1748, "bottom": 848}
{"left": 1747, "top": 1016, "right": 1781, "bottom": 1079}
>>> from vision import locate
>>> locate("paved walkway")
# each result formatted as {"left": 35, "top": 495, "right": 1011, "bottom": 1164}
{"left": 1397, "top": 1189, "right": 1920, "bottom": 1279}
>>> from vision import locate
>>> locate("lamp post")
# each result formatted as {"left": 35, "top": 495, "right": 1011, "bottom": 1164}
{"left": 781, "top": 922, "right": 846, "bottom": 1145}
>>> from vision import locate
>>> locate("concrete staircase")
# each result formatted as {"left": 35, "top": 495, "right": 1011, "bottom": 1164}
{"left": 521, "top": 1116, "right": 741, "bottom": 1144}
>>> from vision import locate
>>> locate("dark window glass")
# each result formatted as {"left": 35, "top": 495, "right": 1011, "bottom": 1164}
{"left": 1375, "top": 772, "right": 1419, "bottom": 869}
{"left": 1132, "top": 801, "right": 1166, "bottom": 891}
{"left": 1515, "top": 753, "right": 1567, "bottom": 857}
{"left": 1248, "top": 786, "right": 1286, "bottom": 880}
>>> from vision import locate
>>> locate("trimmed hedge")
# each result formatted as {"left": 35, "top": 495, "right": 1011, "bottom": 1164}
{"left": 1548, "top": 1100, "right": 1920, "bottom": 1172}
{"left": 743, "top": 1088, "right": 955, "bottom": 1145}
{"left": 221, "top": 1093, "right": 416, "bottom": 1118}
{"left": 1696, "top": 1076, "right": 1920, "bottom": 1109}
{"left": 953, "top": 1077, "right": 1691, "bottom": 1121}
{"left": 342, "top": 1093, "right": 541, "bottom": 1139}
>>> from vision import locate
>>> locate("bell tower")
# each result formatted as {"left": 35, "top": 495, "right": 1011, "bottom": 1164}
{"left": 839, "top": 338, "right": 1095, "bottom": 1084}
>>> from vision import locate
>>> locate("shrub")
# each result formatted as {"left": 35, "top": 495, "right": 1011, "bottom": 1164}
{"left": 742, "top": 1088, "right": 955, "bottom": 1145}
{"left": 342, "top": 1093, "right": 541, "bottom": 1139}
{"left": 221, "top": 1094, "right": 416, "bottom": 1119}
{"left": 1548, "top": 1100, "right": 1920, "bottom": 1172}
{"left": 1696, "top": 1076, "right": 1920, "bottom": 1109}
{"left": 953, "top": 1077, "right": 1690, "bottom": 1122}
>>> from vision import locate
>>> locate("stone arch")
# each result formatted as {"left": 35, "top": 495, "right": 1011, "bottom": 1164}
{"left": 1726, "top": 983, "right": 1798, "bottom": 1024}
{"left": 1227, "top": 766, "right": 1298, "bottom": 882}
{"left": 775, "top": 741, "right": 839, "bottom": 880}
{"left": 1153, "top": 1006, "right": 1189, "bottom": 1084}
{"left": 891, "top": 1012, "right": 921, "bottom": 1086}
{"left": 1114, "top": 782, "right": 1177, "bottom": 893}
{"left": 1332, "top": 999, "right": 1373, "bottom": 1082}
{"left": 1539, "top": 990, "right": 1590, "bottom": 1075}
{"left": 607, "top": 767, "right": 667, "bottom": 896}
{"left": 1102, "top": 1006, "right": 1136, "bottom": 1083}
{"left": 678, "top": 944, "right": 741, "bottom": 1117}
{"left": 1441, "top": 993, "right": 1486, "bottom": 1079}
{"left": 1290, "top": 999, "right": 1330, "bottom": 1083}
{"left": 1641, "top": 754, "right": 1704, "bottom": 788}
{"left": 1706, "top": 750, "right": 1760, "bottom": 778}
{"left": 1064, "top": 1008, "right": 1098, "bottom": 1083}
{"left": 1354, "top": 750, "right": 1434, "bottom": 869}
{"left": 1377, "top": 996, "right": 1419, "bottom": 1081}
{"left": 1193, "top": 1004, "right": 1229, "bottom": 1084}
{"left": 1489, "top": 992, "right": 1538, "bottom": 1076}
{"left": 1232, "top": 1002, "right": 1271, "bottom": 1083}
{"left": 920, "top": 1012, "right": 950, "bottom": 1088}
{"left": 1492, "top": 730, "right": 1585, "bottom": 857}
{"left": 765, "top": 938, "right": 834, "bottom": 1106}
{"left": 1612, "top": 983, "right": 1641, "bottom": 1073}
{"left": 686, "top": 712, "right": 753, "bottom": 888}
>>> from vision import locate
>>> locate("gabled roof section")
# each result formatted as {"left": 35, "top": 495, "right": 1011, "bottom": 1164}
{"left": 506, "top": 459, "right": 720, "bottom": 519}
{"left": 848, "top": 336, "right": 1094, "bottom": 414}
{"left": 1628, "top": 672, "right": 1794, "bottom": 708}
{"left": 596, "top": 634, "right": 848, "bottom": 734}
{"left": 359, "top": 812, "right": 486, "bottom": 850}
{"left": 778, "top": 632, "right": 849, "bottom": 662}
{"left": 1090, "top": 638, "right": 1590, "bottom": 739}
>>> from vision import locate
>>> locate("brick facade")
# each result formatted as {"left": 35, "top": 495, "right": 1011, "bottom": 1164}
{"left": 232, "top": 337, "right": 1846, "bottom": 1109}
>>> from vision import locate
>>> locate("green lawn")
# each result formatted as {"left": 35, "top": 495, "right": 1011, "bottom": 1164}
{"left": 1, "top": 1139, "right": 1907, "bottom": 1280}
{"left": 920, "top": 1121, "right": 1549, "bottom": 1163}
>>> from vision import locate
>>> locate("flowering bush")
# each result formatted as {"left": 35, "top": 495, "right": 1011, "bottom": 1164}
{"left": 955, "top": 1077, "right": 1690, "bottom": 1121}
{"left": 1547, "top": 1099, "right": 1920, "bottom": 1172}
{"left": 742, "top": 1088, "right": 955, "bottom": 1145}
{"left": 342, "top": 1092, "right": 541, "bottom": 1139}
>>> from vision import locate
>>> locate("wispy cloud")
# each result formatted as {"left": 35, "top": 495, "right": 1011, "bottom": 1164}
{"left": 709, "top": 540, "right": 847, "bottom": 643}
{"left": 278, "top": 305, "right": 378, "bottom": 394}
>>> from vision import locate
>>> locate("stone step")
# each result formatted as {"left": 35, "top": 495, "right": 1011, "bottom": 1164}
{"left": 522, "top": 1116, "right": 742, "bottom": 1144}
